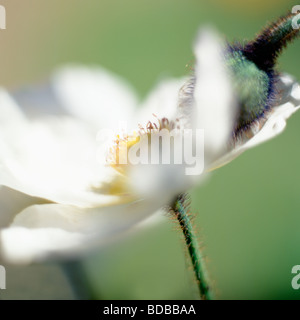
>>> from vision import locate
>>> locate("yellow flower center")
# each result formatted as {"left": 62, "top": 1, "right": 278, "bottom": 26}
{"left": 107, "top": 117, "right": 174, "bottom": 173}
{"left": 93, "top": 117, "right": 174, "bottom": 197}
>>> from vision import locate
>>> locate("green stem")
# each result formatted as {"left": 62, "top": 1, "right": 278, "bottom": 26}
{"left": 61, "top": 260, "right": 98, "bottom": 300}
{"left": 171, "top": 194, "right": 212, "bottom": 300}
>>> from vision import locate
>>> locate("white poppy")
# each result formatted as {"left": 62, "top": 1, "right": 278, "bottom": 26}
{"left": 0, "top": 28, "right": 299, "bottom": 264}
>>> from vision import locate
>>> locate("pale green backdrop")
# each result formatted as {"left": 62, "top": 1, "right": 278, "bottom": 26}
{"left": 0, "top": 0, "right": 300, "bottom": 300}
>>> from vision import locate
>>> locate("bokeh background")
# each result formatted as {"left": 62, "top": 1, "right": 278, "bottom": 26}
{"left": 0, "top": 0, "right": 300, "bottom": 300}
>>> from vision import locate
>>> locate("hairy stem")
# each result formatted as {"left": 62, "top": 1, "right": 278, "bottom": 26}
{"left": 243, "top": 11, "right": 300, "bottom": 71}
{"left": 170, "top": 194, "right": 212, "bottom": 300}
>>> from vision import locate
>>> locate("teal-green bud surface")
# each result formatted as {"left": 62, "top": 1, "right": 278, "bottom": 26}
{"left": 226, "top": 12, "right": 299, "bottom": 134}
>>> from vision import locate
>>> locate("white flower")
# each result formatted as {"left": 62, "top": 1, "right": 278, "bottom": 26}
{"left": 0, "top": 29, "right": 299, "bottom": 264}
{"left": 0, "top": 70, "right": 187, "bottom": 264}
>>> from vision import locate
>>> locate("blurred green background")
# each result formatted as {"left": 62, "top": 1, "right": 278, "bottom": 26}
{"left": 1, "top": 0, "right": 300, "bottom": 300}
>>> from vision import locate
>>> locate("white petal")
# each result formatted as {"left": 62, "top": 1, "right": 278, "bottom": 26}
{"left": 0, "top": 88, "right": 28, "bottom": 134}
{"left": 0, "top": 107, "right": 121, "bottom": 206}
{"left": 193, "top": 28, "right": 237, "bottom": 164}
{"left": 52, "top": 65, "right": 138, "bottom": 130}
{"left": 0, "top": 195, "right": 171, "bottom": 264}
{"left": 137, "top": 78, "right": 187, "bottom": 127}
{"left": 13, "top": 82, "right": 67, "bottom": 118}
{"left": 128, "top": 163, "right": 192, "bottom": 198}
{"left": 209, "top": 74, "right": 300, "bottom": 169}
{"left": 0, "top": 227, "right": 87, "bottom": 264}
{"left": 0, "top": 186, "right": 47, "bottom": 228}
